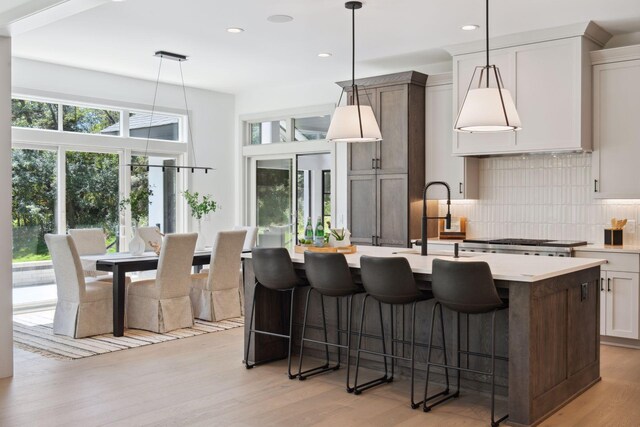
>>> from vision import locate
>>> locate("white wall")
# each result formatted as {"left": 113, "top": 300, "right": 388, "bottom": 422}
{"left": 12, "top": 58, "right": 236, "bottom": 245}
{"left": 1, "top": 36, "right": 13, "bottom": 378}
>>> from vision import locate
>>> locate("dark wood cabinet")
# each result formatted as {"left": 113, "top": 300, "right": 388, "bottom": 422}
{"left": 340, "top": 71, "right": 427, "bottom": 247}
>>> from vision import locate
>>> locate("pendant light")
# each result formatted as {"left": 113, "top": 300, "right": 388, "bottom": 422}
{"left": 326, "top": 1, "right": 382, "bottom": 143}
{"left": 454, "top": 0, "right": 521, "bottom": 133}
{"left": 127, "top": 50, "right": 214, "bottom": 173}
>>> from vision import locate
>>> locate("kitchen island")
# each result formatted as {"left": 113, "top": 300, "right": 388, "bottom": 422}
{"left": 242, "top": 247, "right": 606, "bottom": 426}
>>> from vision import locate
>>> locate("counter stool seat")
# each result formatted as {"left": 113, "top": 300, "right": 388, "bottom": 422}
{"left": 423, "top": 258, "right": 509, "bottom": 427}
{"left": 244, "top": 247, "right": 301, "bottom": 379}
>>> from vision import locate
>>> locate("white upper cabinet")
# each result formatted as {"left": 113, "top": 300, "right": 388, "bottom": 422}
{"left": 447, "top": 22, "right": 610, "bottom": 156}
{"left": 591, "top": 45, "right": 640, "bottom": 199}
{"left": 426, "top": 75, "right": 478, "bottom": 199}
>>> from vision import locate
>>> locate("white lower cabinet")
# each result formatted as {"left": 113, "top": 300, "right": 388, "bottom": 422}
{"left": 601, "top": 271, "right": 639, "bottom": 339}
{"left": 576, "top": 250, "right": 640, "bottom": 340}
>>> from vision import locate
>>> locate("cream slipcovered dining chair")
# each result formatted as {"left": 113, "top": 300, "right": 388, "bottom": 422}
{"left": 233, "top": 225, "right": 258, "bottom": 315}
{"left": 45, "top": 234, "right": 113, "bottom": 338}
{"left": 137, "top": 226, "right": 163, "bottom": 251}
{"left": 68, "top": 228, "right": 108, "bottom": 278}
{"left": 190, "top": 230, "right": 246, "bottom": 321}
{"left": 126, "top": 232, "right": 198, "bottom": 333}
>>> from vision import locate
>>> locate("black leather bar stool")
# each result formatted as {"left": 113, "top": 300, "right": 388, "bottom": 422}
{"left": 244, "top": 247, "right": 300, "bottom": 379}
{"left": 354, "top": 255, "right": 450, "bottom": 409}
{"left": 297, "top": 252, "right": 363, "bottom": 391}
{"left": 423, "top": 258, "right": 509, "bottom": 427}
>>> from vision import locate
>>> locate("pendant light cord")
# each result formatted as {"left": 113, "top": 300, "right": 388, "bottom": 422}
{"left": 144, "top": 57, "right": 163, "bottom": 159}
{"left": 485, "top": 0, "right": 490, "bottom": 87}
{"left": 179, "top": 61, "right": 198, "bottom": 168}
{"left": 352, "top": 4, "right": 355, "bottom": 87}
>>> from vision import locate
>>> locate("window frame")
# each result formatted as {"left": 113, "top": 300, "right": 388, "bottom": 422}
{"left": 11, "top": 93, "right": 189, "bottom": 250}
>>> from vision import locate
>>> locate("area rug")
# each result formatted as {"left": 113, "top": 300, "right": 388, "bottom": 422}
{"left": 13, "top": 310, "right": 244, "bottom": 361}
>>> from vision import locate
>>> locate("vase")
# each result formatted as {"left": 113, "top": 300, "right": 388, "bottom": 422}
{"left": 328, "top": 228, "right": 351, "bottom": 248}
{"left": 195, "top": 218, "right": 206, "bottom": 251}
{"left": 129, "top": 228, "right": 146, "bottom": 256}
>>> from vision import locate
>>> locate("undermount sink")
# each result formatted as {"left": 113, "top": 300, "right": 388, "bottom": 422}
{"left": 392, "top": 249, "right": 479, "bottom": 258}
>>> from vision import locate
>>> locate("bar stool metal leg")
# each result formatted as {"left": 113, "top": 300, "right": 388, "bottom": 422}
{"left": 286, "top": 287, "right": 297, "bottom": 379}
{"left": 244, "top": 284, "right": 258, "bottom": 369}
{"left": 423, "top": 302, "right": 457, "bottom": 412}
{"left": 353, "top": 295, "right": 393, "bottom": 395}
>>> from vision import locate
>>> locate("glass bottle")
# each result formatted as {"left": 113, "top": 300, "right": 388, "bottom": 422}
{"left": 314, "top": 216, "right": 324, "bottom": 246}
{"left": 304, "top": 217, "right": 314, "bottom": 244}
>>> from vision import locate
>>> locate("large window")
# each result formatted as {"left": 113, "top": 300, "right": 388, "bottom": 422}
{"left": 63, "top": 105, "right": 120, "bottom": 135}
{"left": 11, "top": 95, "right": 186, "bottom": 310}
{"left": 11, "top": 99, "right": 58, "bottom": 130}
{"left": 12, "top": 97, "right": 183, "bottom": 143}
{"left": 65, "top": 151, "right": 120, "bottom": 249}
{"left": 247, "top": 113, "right": 330, "bottom": 145}
{"left": 12, "top": 148, "right": 57, "bottom": 262}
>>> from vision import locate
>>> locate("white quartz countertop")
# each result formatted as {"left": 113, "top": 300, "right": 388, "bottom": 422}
{"left": 244, "top": 246, "right": 606, "bottom": 283}
{"left": 573, "top": 244, "right": 640, "bottom": 254}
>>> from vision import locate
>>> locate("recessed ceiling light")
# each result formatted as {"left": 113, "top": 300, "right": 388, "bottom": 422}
{"left": 227, "top": 27, "right": 244, "bottom": 33}
{"left": 267, "top": 15, "right": 294, "bottom": 23}
{"left": 318, "top": 52, "right": 332, "bottom": 58}
{"left": 461, "top": 24, "right": 480, "bottom": 31}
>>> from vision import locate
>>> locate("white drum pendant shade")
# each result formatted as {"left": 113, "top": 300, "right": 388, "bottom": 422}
{"left": 327, "top": 104, "right": 382, "bottom": 143}
{"left": 455, "top": 87, "right": 521, "bottom": 132}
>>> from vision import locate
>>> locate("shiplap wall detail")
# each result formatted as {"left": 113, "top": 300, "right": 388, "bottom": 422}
{"left": 439, "top": 152, "right": 640, "bottom": 245}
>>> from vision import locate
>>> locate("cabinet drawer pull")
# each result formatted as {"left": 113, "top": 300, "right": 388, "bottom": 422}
{"left": 371, "top": 158, "right": 376, "bottom": 169}
{"left": 594, "top": 179, "right": 598, "bottom": 192}
{"left": 607, "top": 277, "right": 611, "bottom": 292}
{"left": 376, "top": 158, "right": 381, "bottom": 169}
{"left": 371, "top": 235, "right": 375, "bottom": 245}
{"left": 459, "top": 182, "right": 463, "bottom": 194}
{"left": 600, "top": 277, "right": 604, "bottom": 292}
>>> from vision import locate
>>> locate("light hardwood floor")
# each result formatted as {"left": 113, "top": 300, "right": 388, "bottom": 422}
{"left": 1, "top": 328, "right": 639, "bottom": 426}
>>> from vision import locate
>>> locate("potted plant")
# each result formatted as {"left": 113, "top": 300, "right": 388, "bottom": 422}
{"left": 183, "top": 190, "right": 218, "bottom": 250}
{"left": 329, "top": 227, "right": 351, "bottom": 248}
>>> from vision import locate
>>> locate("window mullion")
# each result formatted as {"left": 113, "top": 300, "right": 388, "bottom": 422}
{"left": 57, "top": 103, "right": 63, "bottom": 132}
{"left": 56, "top": 146, "right": 66, "bottom": 234}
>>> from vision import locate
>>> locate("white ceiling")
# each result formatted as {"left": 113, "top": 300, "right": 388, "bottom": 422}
{"left": 9, "top": 0, "right": 640, "bottom": 94}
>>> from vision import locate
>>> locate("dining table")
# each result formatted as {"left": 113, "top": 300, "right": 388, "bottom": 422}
{"left": 80, "top": 250, "right": 213, "bottom": 337}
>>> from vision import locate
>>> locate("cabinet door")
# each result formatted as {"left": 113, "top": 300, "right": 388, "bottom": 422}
{"left": 347, "top": 175, "right": 377, "bottom": 246}
{"left": 377, "top": 174, "right": 408, "bottom": 247}
{"left": 453, "top": 50, "right": 515, "bottom": 155}
{"left": 426, "top": 83, "right": 479, "bottom": 199}
{"left": 347, "top": 88, "right": 378, "bottom": 175}
{"left": 514, "top": 39, "right": 583, "bottom": 152}
{"left": 605, "top": 271, "right": 639, "bottom": 339}
{"left": 593, "top": 59, "right": 640, "bottom": 198}
{"left": 377, "top": 85, "right": 408, "bottom": 174}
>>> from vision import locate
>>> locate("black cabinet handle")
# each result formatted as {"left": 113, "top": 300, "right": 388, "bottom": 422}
{"left": 607, "top": 277, "right": 612, "bottom": 292}
{"left": 371, "top": 235, "right": 375, "bottom": 245}
{"left": 377, "top": 235, "right": 380, "bottom": 246}
{"left": 376, "top": 158, "right": 381, "bottom": 169}
{"left": 459, "top": 182, "right": 463, "bottom": 194}
{"left": 594, "top": 179, "right": 598, "bottom": 192}
{"left": 371, "top": 158, "right": 376, "bottom": 169}
{"left": 600, "top": 277, "right": 604, "bottom": 292}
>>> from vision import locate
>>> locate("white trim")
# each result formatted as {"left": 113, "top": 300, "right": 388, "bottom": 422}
{"left": 12, "top": 128, "right": 188, "bottom": 154}
{"left": 591, "top": 44, "right": 640, "bottom": 65}
{"left": 426, "top": 73, "right": 453, "bottom": 87}
{"left": 445, "top": 21, "right": 611, "bottom": 57}
{"left": 240, "top": 103, "right": 334, "bottom": 123}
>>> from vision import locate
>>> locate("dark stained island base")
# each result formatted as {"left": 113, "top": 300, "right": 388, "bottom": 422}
{"left": 242, "top": 247, "right": 605, "bottom": 427}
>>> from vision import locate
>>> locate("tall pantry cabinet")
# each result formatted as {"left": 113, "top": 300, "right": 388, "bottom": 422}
{"left": 337, "top": 71, "right": 427, "bottom": 247}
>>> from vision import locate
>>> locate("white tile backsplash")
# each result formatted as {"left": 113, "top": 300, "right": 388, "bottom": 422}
{"left": 438, "top": 152, "right": 640, "bottom": 244}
